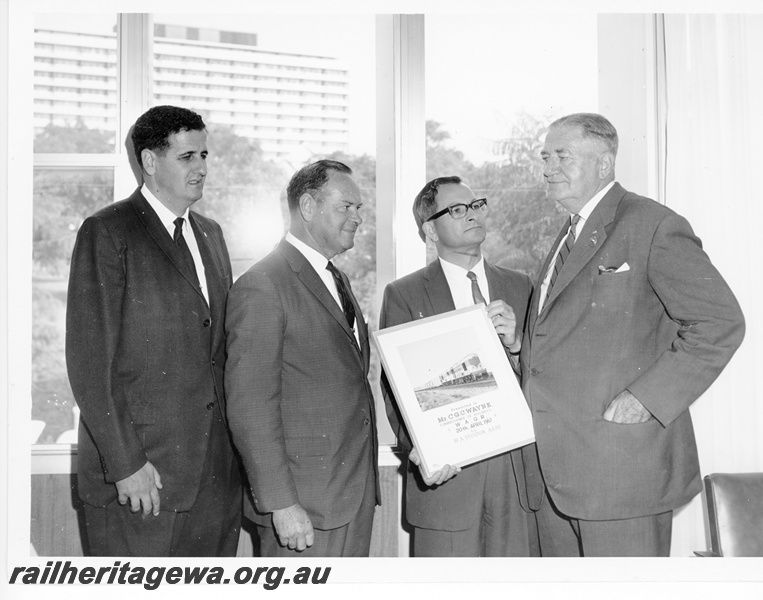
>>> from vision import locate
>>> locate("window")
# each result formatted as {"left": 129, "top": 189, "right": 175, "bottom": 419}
{"left": 32, "top": 13, "right": 118, "bottom": 445}
{"left": 425, "top": 13, "right": 598, "bottom": 277}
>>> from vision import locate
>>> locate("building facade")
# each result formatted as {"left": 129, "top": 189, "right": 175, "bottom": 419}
{"left": 34, "top": 24, "right": 350, "bottom": 159}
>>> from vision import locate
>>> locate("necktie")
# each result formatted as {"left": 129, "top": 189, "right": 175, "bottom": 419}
{"left": 545, "top": 214, "right": 580, "bottom": 302}
{"left": 173, "top": 217, "right": 200, "bottom": 287}
{"left": 326, "top": 261, "right": 356, "bottom": 330}
{"left": 466, "top": 271, "right": 486, "bottom": 305}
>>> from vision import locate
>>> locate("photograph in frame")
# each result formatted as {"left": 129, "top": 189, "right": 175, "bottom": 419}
{"left": 374, "top": 304, "right": 535, "bottom": 479}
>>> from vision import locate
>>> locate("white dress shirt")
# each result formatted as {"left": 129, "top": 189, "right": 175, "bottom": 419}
{"left": 285, "top": 232, "right": 360, "bottom": 343}
{"left": 538, "top": 181, "right": 615, "bottom": 313}
{"left": 142, "top": 184, "right": 209, "bottom": 304}
{"left": 439, "top": 255, "right": 491, "bottom": 309}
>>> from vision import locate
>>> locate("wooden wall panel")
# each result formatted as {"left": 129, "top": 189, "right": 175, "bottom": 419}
{"left": 31, "top": 465, "right": 401, "bottom": 557}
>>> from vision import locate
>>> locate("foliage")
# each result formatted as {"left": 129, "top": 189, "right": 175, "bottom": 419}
{"left": 425, "top": 116, "right": 565, "bottom": 280}
{"left": 30, "top": 114, "right": 565, "bottom": 443}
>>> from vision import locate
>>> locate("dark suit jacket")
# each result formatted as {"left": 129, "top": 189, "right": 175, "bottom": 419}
{"left": 66, "top": 188, "right": 237, "bottom": 511}
{"left": 521, "top": 183, "right": 745, "bottom": 521}
{"left": 225, "top": 238, "right": 380, "bottom": 530}
{"left": 379, "top": 258, "right": 536, "bottom": 531}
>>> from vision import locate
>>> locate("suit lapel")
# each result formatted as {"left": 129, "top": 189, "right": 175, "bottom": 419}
{"left": 540, "top": 183, "right": 624, "bottom": 314}
{"left": 189, "top": 213, "right": 222, "bottom": 311}
{"left": 279, "top": 239, "right": 359, "bottom": 347}
{"left": 423, "top": 259, "right": 456, "bottom": 315}
{"left": 484, "top": 260, "right": 506, "bottom": 302}
{"left": 130, "top": 191, "right": 206, "bottom": 303}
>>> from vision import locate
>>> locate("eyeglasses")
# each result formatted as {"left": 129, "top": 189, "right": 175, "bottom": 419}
{"left": 426, "top": 198, "right": 488, "bottom": 222}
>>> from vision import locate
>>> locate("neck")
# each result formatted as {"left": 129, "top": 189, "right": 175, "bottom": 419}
{"left": 289, "top": 222, "right": 335, "bottom": 260}
{"left": 437, "top": 245, "right": 482, "bottom": 270}
{"left": 144, "top": 182, "right": 193, "bottom": 217}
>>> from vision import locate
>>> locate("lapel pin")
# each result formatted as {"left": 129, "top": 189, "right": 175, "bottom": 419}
{"left": 589, "top": 231, "right": 598, "bottom": 247}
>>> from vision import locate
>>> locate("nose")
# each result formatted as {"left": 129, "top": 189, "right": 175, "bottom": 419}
{"left": 348, "top": 205, "right": 362, "bottom": 225}
{"left": 543, "top": 156, "right": 558, "bottom": 177}
{"left": 195, "top": 156, "right": 207, "bottom": 177}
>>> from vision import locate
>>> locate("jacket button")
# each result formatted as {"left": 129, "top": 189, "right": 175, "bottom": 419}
{"left": 363, "top": 417, "right": 370, "bottom": 426}
{"left": 203, "top": 318, "right": 211, "bottom": 327}
{"left": 206, "top": 402, "right": 214, "bottom": 410}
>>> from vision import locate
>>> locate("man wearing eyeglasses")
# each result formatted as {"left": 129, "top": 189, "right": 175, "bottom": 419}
{"left": 379, "top": 176, "right": 537, "bottom": 557}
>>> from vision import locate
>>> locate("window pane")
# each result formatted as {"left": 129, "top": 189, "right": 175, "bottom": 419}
{"left": 32, "top": 168, "right": 115, "bottom": 444}
{"left": 425, "top": 14, "right": 599, "bottom": 279}
{"left": 33, "top": 15, "right": 118, "bottom": 153}
{"left": 150, "top": 14, "right": 387, "bottom": 438}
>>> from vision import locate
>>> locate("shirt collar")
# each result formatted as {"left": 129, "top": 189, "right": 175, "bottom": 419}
{"left": 575, "top": 180, "right": 615, "bottom": 223}
{"left": 285, "top": 231, "right": 334, "bottom": 273}
{"left": 438, "top": 254, "right": 486, "bottom": 281}
{"left": 142, "top": 184, "right": 190, "bottom": 238}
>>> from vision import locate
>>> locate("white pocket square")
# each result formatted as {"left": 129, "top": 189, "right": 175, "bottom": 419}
{"left": 615, "top": 262, "right": 630, "bottom": 273}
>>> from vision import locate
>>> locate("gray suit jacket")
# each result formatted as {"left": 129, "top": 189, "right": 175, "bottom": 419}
{"left": 521, "top": 183, "right": 745, "bottom": 520}
{"left": 379, "top": 258, "right": 538, "bottom": 531}
{"left": 225, "top": 238, "right": 380, "bottom": 530}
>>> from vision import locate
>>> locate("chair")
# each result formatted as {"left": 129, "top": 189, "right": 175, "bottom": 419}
{"left": 695, "top": 472, "right": 763, "bottom": 557}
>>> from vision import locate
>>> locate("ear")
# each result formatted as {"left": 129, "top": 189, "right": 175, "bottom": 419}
{"left": 298, "top": 193, "right": 315, "bottom": 222}
{"left": 141, "top": 149, "right": 157, "bottom": 176}
{"left": 423, "top": 220, "right": 438, "bottom": 243}
{"left": 598, "top": 151, "right": 615, "bottom": 179}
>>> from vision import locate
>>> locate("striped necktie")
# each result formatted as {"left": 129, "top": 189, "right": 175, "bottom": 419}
{"left": 545, "top": 214, "right": 580, "bottom": 302}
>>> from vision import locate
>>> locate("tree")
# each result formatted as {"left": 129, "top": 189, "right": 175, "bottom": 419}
{"left": 200, "top": 124, "right": 289, "bottom": 278}
{"left": 32, "top": 120, "right": 116, "bottom": 442}
{"left": 314, "top": 151, "right": 377, "bottom": 324}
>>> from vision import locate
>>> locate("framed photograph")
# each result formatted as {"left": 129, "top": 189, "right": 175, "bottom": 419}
{"left": 373, "top": 304, "right": 535, "bottom": 479}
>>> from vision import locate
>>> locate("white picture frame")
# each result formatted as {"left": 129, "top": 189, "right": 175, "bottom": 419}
{"left": 373, "top": 304, "right": 535, "bottom": 479}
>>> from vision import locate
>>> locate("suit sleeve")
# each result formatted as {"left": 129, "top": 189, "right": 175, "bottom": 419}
{"left": 225, "top": 270, "right": 300, "bottom": 513}
{"left": 65, "top": 216, "right": 147, "bottom": 482}
{"left": 626, "top": 212, "right": 745, "bottom": 425}
{"left": 378, "top": 283, "right": 414, "bottom": 452}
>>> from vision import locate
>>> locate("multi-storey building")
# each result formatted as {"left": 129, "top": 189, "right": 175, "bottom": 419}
{"left": 33, "top": 24, "right": 350, "bottom": 159}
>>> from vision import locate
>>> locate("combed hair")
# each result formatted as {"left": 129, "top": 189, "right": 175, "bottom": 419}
{"left": 550, "top": 112, "right": 619, "bottom": 156}
{"left": 131, "top": 105, "right": 206, "bottom": 170}
{"left": 286, "top": 159, "right": 353, "bottom": 213}
{"left": 412, "top": 175, "right": 462, "bottom": 242}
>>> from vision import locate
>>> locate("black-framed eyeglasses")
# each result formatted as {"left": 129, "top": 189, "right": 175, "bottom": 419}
{"left": 426, "top": 198, "right": 488, "bottom": 222}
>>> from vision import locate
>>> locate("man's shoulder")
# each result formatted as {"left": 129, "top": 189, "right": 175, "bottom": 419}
{"left": 612, "top": 189, "right": 683, "bottom": 233}
{"left": 486, "top": 261, "right": 531, "bottom": 284}
{"left": 390, "top": 263, "right": 430, "bottom": 286}
{"left": 189, "top": 208, "right": 222, "bottom": 233}
{"left": 384, "top": 263, "right": 433, "bottom": 297}
{"left": 235, "top": 243, "right": 291, "bottom": 284}
{"left": 86, "top": 194, "right": 137, "bottom": 223}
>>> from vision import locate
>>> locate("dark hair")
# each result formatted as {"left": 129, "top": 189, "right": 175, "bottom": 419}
{"left": 412, "top": 175, "right": 462, "bottom": 242}
{"left": 131, "top": 105, "right": 206, "bottom": 170}
{"left": 286, "top": 159, "right": 353, "bottom": 213}
{"left": 549, "top": 112, "right": 619, "bottom": 156}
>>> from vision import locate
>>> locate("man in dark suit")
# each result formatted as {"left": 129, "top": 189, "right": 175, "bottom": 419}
{"left": 379, "top": 176, "right": 536, "bottom": 557}
{"left": 225, "top": 159, "right": 379, "bottom": 557}
{"left": 522, "top": 112, "right": 745, "bottom": 556}
{"left": 65, "top": 105, "right": 241, "bottom": 556}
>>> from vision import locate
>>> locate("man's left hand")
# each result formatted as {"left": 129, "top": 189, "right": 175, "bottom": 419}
{"left": 603, "top": 390, "right": 653, "bottom": 424}
{"left": 486, "top": 300, "right": 520, "bottom": 353}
